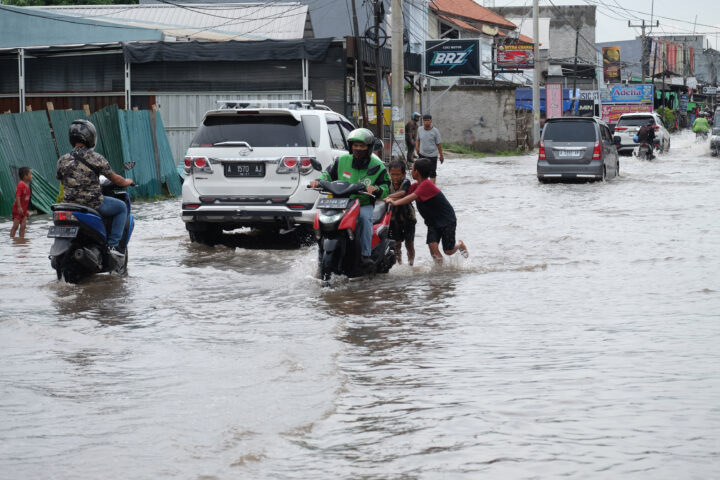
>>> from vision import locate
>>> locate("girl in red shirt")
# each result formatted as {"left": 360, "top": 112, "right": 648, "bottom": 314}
{"left": 386, "top": 158, "right": 467, "bottom": 265}
{"left": 10, "top": 167, "right": 32, "bottom": 238}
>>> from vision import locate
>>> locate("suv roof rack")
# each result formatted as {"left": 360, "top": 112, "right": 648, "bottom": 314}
{"left": 216, "top": 99, "right": 331, "bottom": 111}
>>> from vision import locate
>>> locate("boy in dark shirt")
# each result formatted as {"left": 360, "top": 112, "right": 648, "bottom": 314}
{"left": 385, "top": 160, "right": 416, "bottom": 265}
{"left": 385, "top": 158, "right": 467, "bottom": 265}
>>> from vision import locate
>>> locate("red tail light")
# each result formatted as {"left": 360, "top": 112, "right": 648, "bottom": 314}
{"left": 338, "top": 199, "right": 360, "bottom": 231}
{"left": 300, "top": 157, "right": 312, "bottom": 168}
{"left": 614, "top": 126, "right": 627, "bottom": 131}
{"left": 592, "top": 140, "right": 602, "bottom": 160}
{"left": 538, "top": 141, "right": 546, "bottom": 160}
{"left": 652, "top": 125, "right": 660, "bottom": 131}
{"left": 283, "top": 157, "right": 297, "bottom": 168}
{"left": 193, "top": 157, "right": 208, "bottom": 168}
{"left": 54, "top": 211, "right": 77, "bottom": 222}
{"left": 313, "top": 212, "right": 319, "bottom": 230}
{"left": 184, "top": 157, "right": 192, "bottom": 167}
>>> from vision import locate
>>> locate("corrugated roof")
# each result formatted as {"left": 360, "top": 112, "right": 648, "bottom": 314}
{"left": 437, "top": 13, "right": 481, "bottom": 34}
{"left": 31, "top": 3, "right": 311, "bottom": 42}
{"left": 431, "top": 0, "right": 516, "bottom": 29}
{"left": 0, "top": 4, "right": 162, "bottom": 49}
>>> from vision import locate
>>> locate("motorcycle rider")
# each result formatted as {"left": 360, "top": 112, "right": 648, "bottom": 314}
{"left": 693, "top": 111, "right": 710, "bottom": 139}
{"left": 56, "top": 120, "right": 134, "bottom": 258}
{"left": 309, "top": 128, "right": 390, "bottom": 266}
{"left": 636, "top": 119, "right": 657, "bottom": 159}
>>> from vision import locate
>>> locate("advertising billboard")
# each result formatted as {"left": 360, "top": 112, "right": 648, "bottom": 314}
{"left": 601, "top": 84, "right": 654, "bottom": 104}
{"left": 425, "top": 39, "right": 481, "bottom": 77}
{"left": 602, "top": 46, "right": 621, "bottom": 81}
{"left": 601, "top": 104, "right": 653, "bottom": 124}
{"left": 496, "top": 43, "right": 534, "bottom": 69}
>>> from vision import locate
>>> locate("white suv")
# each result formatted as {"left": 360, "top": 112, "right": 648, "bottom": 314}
{"left": 181, "top": 102, "right": 355, "bottom": 244}
{"left": 613, "top": 112, "right": 671, "bottom": 155}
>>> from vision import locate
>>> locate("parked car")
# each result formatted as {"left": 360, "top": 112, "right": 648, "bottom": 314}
{"left": 613, "top": 112, "right": 670, "bottom": 155}
{"left": 181, "top": 102, "right": 355, "bottom": 244}
{"left": 711, "top": 125, "right": 720, "bottom": 156}
{"left": 537, "top": 117, "right": 619, "bottom": 182}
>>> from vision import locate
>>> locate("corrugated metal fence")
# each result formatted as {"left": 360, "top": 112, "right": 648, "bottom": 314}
{"left": 0, "top": 106, "right": 181, "bottom": 217}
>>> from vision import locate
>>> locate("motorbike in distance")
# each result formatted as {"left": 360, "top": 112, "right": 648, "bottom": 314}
{"left": 310, "top": 179, "right": 396, "bottom": 282}
{"left": 633, "top": 134, "right": 660, "bottom": 161}
{"left": 48, "top": 162, "right": 135, "bottom": 283}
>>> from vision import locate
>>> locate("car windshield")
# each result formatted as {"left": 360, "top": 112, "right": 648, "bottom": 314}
{"left": 543, "top": 121, "right": 596, "bottom": 142}
{"left": 191, "top": 115, "right": 309, "bottom": 148}
{"left": 616, "top": 116, "right": 655, "bottom": 127}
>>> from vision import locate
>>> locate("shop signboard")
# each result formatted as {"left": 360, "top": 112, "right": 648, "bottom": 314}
{"left": 601, "top": 84, "right": 654, "bottom": 104}
{"left": 425, "top": 39, "right": 481, "bottom": 77}
{"left": 496, "top": 43, "right": 534, "bottom": 69}
{"left": 601, "top": 104, "right": 653, "bottom": 124}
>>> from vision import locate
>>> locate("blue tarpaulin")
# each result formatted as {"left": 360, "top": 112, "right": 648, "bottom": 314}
{"left": 516, "top": 88, "right": 575, "bottom": 112}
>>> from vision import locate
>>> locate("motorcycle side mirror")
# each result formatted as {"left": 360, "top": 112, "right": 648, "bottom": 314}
{"left": 310, "top": 158, "right": 323, "bottom": 171}
{"left": 123, "top": 161, "right": 136, "bottom": 171}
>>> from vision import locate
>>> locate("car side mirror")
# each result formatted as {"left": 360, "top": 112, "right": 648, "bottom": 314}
{"left": 613, "top": 136, "right": 621, "bottom": 146}
{"left": 311, "top": 158, "right": 323, "bottom": 171}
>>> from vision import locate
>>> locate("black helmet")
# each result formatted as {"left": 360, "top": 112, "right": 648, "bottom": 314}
{"left": 69, "top": 119, "right": 97, "bottom": 148}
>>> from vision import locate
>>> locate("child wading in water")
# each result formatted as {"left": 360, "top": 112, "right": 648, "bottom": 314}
{"left": 385, "top": 160, "right": 416, "bottom": 265}
{"left": 10, "top": 167, "right": 32, "bottom": 238}
{"left": 385, "top": 158, "right": 467, "bottom": 265}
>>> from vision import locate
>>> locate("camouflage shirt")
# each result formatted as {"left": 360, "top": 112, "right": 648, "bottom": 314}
{"left": 56, "top": 146, "right": 114, "bottom": 209}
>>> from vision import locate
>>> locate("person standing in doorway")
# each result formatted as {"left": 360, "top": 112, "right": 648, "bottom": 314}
{"left": 416, "top": 114, "right": 444, "bottom": 183}
{"left": 405, "top": 112, "right": 420, "bottom": 166}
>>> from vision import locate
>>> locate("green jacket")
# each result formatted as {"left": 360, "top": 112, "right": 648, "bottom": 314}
{"left": 693, "top": 117, "right": 710, "bottom": 133}
{"left": 320, "top": 153, "right": 390, "bottom": 205}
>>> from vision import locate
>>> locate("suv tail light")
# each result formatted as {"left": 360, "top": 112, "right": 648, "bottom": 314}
{"left": 652, "top": 125, "right": 659, "bottom": 131}
{"left": 185, "top": 156, "right": 213, "bottom": 174}
{"left": 614, "top": 126, "right": 627, "bottom": 131}
{"left": 538, "top": 141, "right": 546, "bottom": 160}
{"left": 277, "top": 156, "right": 316, "bottom": 175}
{"left": 592, "top": 140, "right": 602, "bottom": 160}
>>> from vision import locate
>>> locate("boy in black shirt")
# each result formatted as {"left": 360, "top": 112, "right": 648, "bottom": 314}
{"left": 385, "top": 161, "right": 416, "bottom": 265}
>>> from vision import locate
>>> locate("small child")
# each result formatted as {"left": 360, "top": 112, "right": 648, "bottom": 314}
{"left": 10, "top": 167, "right": 32, "bottom": 238}
{"left": 385, "top": 160, "right": 416, "bottom": 265}
{"left": 386, "top": 158, "right": 467, "bottom": 265}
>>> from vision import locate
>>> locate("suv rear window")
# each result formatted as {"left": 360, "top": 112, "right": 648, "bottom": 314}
{"left": 543, "top": 120, "right": 597, "bottom": 142}
{"left": 616, "top": 116, "right": 655, "bottom": 127}
{"left": 191, "top": 115, "right": 310, "bottom": 148}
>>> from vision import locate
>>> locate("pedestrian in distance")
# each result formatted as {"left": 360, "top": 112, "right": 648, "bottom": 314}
{"left": 10, "top": 166, "right": 32, "bottom": 238}
{"left": 385, "top": 160, "right": 416, "bottom": 266}
{"left": 385, "top": 157, "right": 467, "bottom": 265}
{"left": 405, "top": 112, "right": 421, "bottom": 166}
{"left": 416, "top": 114, "right": 444, "bottom": 183}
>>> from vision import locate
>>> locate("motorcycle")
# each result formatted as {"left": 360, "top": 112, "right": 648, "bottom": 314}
{"left": 48, "top": 163, "right": 135, "bottom": 283}
{"left": 311, "top": 180, "right": 396, "bottom": 282}
{"left": 695, "top": 130, "right": 709, "bottom": 142}
{"left": 635, "top": 136, "right": 659, "bottom": 161}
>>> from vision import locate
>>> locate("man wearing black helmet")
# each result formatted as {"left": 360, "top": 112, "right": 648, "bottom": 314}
{"left": 56, "top": 119, "right": 134, "bottom": 258}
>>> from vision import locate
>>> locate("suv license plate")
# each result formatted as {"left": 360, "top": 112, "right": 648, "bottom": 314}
{"left": 317, "top": 198, "right": 351, "bottom": 209}
{"left": 48, "top": 226, "right": 79, "bottom": 238}
{"left": 224, "top": 163, "right": 265, "bottom": 177}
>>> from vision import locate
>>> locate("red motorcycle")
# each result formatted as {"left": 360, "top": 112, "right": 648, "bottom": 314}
{"left": 311, "top": 180, "right": 396, "bottom": 281}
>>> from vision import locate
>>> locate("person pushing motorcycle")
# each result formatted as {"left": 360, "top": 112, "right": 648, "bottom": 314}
{"left": 309, "top": 128, "right": 390, "bottom": 266}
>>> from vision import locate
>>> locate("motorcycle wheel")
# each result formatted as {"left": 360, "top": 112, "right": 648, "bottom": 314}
{"left": 320, "top": 250, "right": 340, "bottom": 281}
{"left": 57, "top": 253, "right": 81, "bottom": 284}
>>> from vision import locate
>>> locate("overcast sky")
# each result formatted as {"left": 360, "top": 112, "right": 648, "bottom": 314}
{"left": 481, "top": 0, "right": 720, "bottom": 49}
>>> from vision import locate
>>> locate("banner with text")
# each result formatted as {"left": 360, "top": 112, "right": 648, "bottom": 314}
{"left": 601, "top": 84, "right": 654, "bottom": 104}
{"left": 496, "top": 43, "right": 534, "bottom": 69}
{"left": 425, "top": 39, "right": 481, "bottom": 77}
{"left": 601, "top": 104, "right": 653, "bottom": 124}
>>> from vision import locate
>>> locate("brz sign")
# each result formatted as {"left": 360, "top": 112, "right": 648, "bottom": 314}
{"left": 425, "top": 39, "right": 481, "bottom": 77}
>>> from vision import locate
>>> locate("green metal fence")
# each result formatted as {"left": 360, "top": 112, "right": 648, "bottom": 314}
{"left": 1, "top": 106, "right": 180, "bottom": 217}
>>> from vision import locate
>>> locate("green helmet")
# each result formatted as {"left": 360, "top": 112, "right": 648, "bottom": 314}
{"left": 346, "top": 128, "right": 375, "bottom": 147}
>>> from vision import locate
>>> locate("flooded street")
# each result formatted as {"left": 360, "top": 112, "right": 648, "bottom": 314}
{"left": 1, "top": 130, "right": 719, "bottom": 479}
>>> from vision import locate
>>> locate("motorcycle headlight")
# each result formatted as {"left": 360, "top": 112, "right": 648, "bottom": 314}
{"left": 318, "top": 212, "right": 344, "bottom": 224}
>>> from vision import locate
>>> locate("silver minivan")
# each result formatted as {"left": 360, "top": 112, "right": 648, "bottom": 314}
{"left": 537, "top": 117, "right": 619, "bottom": 182}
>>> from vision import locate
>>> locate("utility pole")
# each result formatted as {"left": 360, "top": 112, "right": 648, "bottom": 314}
{"left": 532, "top": 0, "right": 540, "bottom": 145}
{"left": 628, "top": 19, "right": 659, "bottom": 81}
{"left": 391, "top": 0, "right": 404, "bottom": 159}
{"left": 572, "top": 27, "right": 579, "bottom": 115}
{"left": 373, "top": 0, "right": 384, "bottom": 142}
{"left": 351, "top": 0, "right": 368, "bottom": 127}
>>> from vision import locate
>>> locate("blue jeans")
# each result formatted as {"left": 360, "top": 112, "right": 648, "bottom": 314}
{"left": 97, "top": 196, "right": 127, "bottom": 247}
{"left": 356, "top": 204, "right": 374, "bottom": 257}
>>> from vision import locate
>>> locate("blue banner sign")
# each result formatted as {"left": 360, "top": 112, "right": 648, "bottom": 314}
{"left": 601, "top": 84, "right": 654, "bottom": 104}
